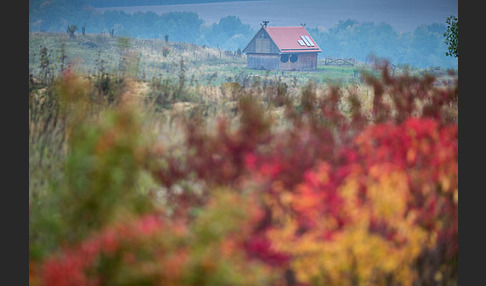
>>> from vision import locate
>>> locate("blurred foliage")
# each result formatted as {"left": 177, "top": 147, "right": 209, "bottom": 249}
{"left": 29, "top": 60, "right": 457, "bottom": 285}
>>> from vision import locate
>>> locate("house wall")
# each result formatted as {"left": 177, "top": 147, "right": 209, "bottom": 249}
{"left": 247, "top": 53, "right": 318, "bottom": 71}
{"left": 279, "top": 53, "right": 318, "bottom": 71}
{"left": 247, "top": 54, "right": 280, "bottom": 70}
{"left": 244, "top": 29, "right": 280, "bottom": 54}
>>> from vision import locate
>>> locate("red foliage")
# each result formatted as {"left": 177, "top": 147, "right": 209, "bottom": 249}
{"left": 243, "top": 234, "right": 291, "bottom": 268}
{"left": 41, "top": 215, "right": 165, "bottom": 286}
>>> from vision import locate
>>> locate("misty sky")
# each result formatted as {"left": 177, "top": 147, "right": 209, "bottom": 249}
{"left": 95, "top": 0, "right": 458, "bottom": 32}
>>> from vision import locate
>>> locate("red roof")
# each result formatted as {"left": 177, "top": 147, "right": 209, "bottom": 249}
{"left": 264, "top": 26, "right": 322, "bottom": 54}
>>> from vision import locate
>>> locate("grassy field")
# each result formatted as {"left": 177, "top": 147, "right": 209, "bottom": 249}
{"left": 29, "top": 31, "right": 382, "bottom": 131}
{"left": 28, "top": 32, "right": 379, "bottom": 87}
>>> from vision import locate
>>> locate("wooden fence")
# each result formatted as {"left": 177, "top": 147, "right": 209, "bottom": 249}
{"left": 324, "top": 57, "right": 356, "bottom": 66}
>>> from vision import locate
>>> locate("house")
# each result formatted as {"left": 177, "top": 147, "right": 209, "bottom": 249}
{"left": 242, "top": 22, "right": 322, "bottom": 71}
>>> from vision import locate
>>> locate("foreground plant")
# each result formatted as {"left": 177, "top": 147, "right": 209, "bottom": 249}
{"left": 30, "top": 64, "right": 457, "bottom": 285}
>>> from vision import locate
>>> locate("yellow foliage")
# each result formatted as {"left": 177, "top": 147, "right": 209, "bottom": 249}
{"left": 268, "top": 164, "right": 432, "bottom": 286}
{"left": 367, "top": 166, "right": 409, "bottom": 221}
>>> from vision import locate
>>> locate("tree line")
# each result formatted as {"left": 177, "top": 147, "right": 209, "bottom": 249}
{"left": 308, "top": 19, "right": 457, "bottom": 69}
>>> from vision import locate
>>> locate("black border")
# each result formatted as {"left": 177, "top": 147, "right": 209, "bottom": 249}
{"left": 13, "top": 0, "right": 29, "bottom": 285}
{"left": 458, "top": 0, "right": 480, "bottom": 284}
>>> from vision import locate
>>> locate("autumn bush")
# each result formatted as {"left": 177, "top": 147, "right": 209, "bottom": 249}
{"left": 29, "top": 63, "right": 457, "bottom": 285}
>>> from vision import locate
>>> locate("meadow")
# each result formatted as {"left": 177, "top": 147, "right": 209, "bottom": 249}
{"left": 29, "top": 32, "right": 458, "bottom": 285}
{"left": 29, "top": 32, "right": 377, "bottom": 86}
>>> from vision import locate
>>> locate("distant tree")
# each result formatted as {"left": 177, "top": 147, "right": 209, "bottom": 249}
{"left": 444, "top": 15, "right": 458, "bottom": 57}
{"left": 67, "top": 24, "right": 78, "bottom": 39}
{"left": 198, "top": 15, "right": 253, "bottom": 51}
{"left": 160, "top": 12, "right": 203, "bottom": 42}
{"left": 217, "top": 15, "right": 251, "bottom": 38}
{"left": 82, "top": 24, "right": 86, "bottom": 36}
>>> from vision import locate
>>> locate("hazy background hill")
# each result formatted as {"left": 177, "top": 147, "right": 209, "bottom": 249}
{"left": 90, "top": 0, "right": 457, "bottom": 33}
{"left": 29, "top": 0, "right": 458, "bottom": 69}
